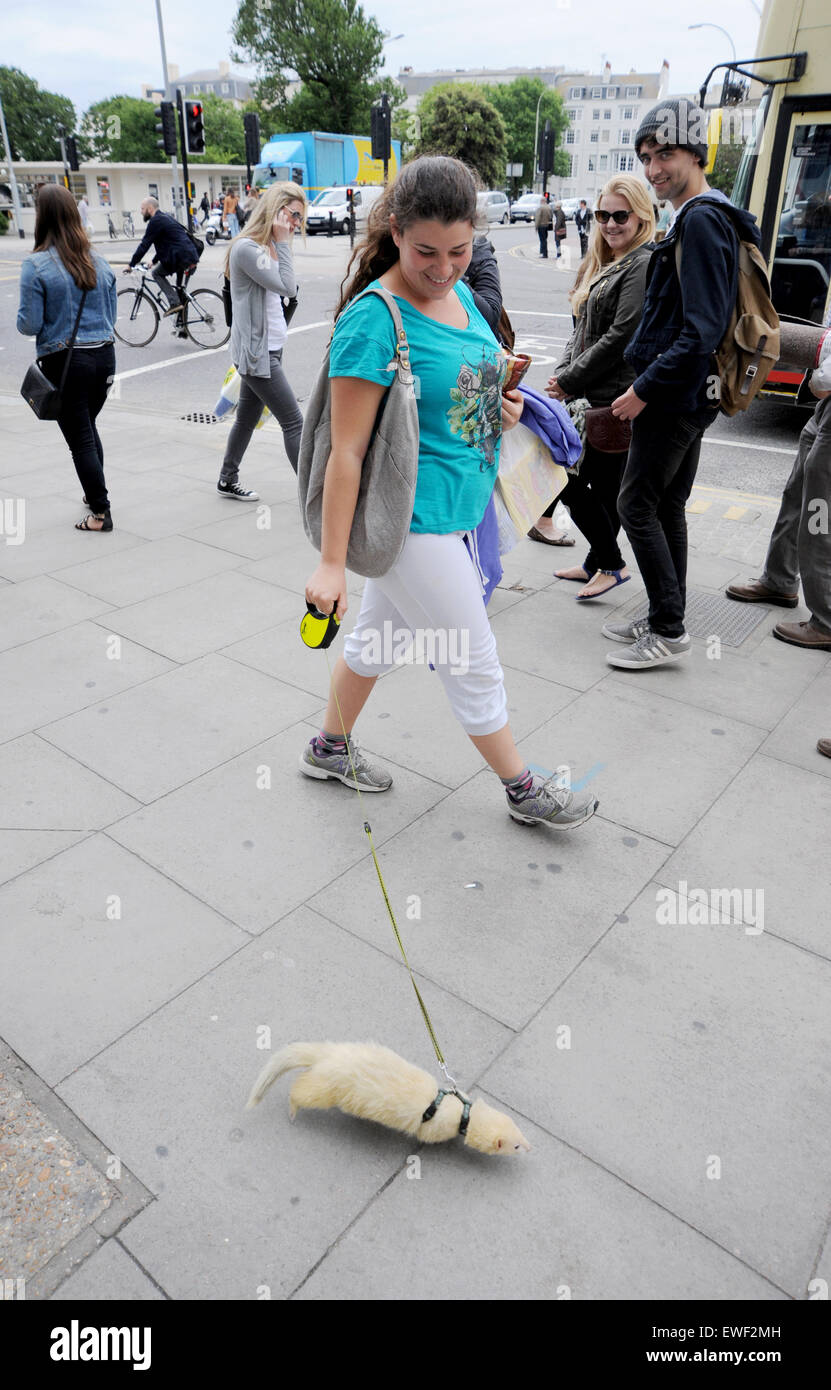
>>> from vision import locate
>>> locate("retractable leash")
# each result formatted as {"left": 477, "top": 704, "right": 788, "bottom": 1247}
{"left": 300, "top": 602, "right": 465, "bottom": 1101}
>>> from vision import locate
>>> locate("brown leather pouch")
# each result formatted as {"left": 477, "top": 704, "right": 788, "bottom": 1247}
{"left": 584, "top": 405, "right": 632, "bottom": 453}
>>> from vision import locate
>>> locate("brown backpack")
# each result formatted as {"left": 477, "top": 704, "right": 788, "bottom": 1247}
{"left": 675, "top": 204, "right": 780, "bottom": 416}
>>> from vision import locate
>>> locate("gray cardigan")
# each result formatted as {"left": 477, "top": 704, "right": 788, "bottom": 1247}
{"left": 228, "top": 237, "right": 297, "bottom": 377}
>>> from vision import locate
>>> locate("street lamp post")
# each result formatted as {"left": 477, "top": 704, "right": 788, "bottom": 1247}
{"left": 688, "top": 23, "right": 737, "bottom": 62}
{"left": 532, "top": 90, "right": 544, "bottom": 194}
{"left": 0, "top": 85, "right": 25, "bottom": 238}
{"left": 155, "top": 0, "right": 182, "bottom": 223}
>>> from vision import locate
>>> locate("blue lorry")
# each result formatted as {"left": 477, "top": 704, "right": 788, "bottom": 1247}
{"left": 253, "top": 130, "right": 402, "bottom": 197}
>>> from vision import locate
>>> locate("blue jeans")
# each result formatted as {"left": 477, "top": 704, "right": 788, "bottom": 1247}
{"left": 618, "top": 405, "right": 718, "bottom": 637}
{"left": 227, "top": 213, "right": 240, "bottom": 237}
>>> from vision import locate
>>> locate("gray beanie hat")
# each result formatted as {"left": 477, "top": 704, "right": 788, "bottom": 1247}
{"left": 634, "top": 98, "right": 709, "bottom": 166}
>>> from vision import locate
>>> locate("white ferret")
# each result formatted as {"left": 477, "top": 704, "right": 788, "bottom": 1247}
{"left": 246, "top": 1041, "right": 531, "bottom": 1156}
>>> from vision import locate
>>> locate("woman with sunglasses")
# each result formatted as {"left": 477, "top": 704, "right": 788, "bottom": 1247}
{"left": 544, "top": 176, "right": 655, "bottom": 599}
{"left": 217, "top": 182, "right": 306, "bottom": 500}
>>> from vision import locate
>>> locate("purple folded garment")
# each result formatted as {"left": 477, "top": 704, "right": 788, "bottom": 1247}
{"left": 519, "top": 383, "right": 583, "bottom": 467}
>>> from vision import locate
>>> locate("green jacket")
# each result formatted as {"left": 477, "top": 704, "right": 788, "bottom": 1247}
{"left": 555, "top": 243, "right": 652, "bottom": 407}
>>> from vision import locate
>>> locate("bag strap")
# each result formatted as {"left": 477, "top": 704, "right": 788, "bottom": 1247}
{"left": 56, "top": 288, "right": 89, "bottom": 393}
{"left": 354, "top": 284, "right": 411, "bottom": 367}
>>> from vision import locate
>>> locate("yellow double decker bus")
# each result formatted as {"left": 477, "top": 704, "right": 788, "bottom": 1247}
{"left": 712, "top": 0, "right": 831, "bottom": 398}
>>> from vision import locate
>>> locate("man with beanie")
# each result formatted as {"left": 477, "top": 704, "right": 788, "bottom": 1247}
{"left": 603, "top": 98, "right": 762, "bottom": 669}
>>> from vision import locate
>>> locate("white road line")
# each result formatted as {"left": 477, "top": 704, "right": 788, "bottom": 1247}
{"left": 701, "top": 436, "right": 794, "bottom": 455}
{"left": 506, "top": 309, "right": 573, "bottom": 318}
{"left": 111, "top": 319, "right": 330, "bottom": 383}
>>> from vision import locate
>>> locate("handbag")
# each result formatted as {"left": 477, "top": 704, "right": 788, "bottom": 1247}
{"left": 20, "top": 288, "right": 88, "bottom": 420}
{"left": 297, "top": 284, "right": 419, "bottom": 578}
{"left": 583, "top": 405, "right": 632, "bottom": 453}
{"left": 222, "top": 281, "right": 297, "bottom": 330}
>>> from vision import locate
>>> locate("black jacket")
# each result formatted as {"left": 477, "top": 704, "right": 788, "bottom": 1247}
{"left": 555, "top": 243, "right": 653, "bottom": 407}
{"left": 130, "top": 211, "right": 199, "bottom": 274}
{"left": 574, "top": 207, "right": 592, "bottom": 233}
{"left": 625, "top": 190, "right": 761, "bottom": 412}
{"left": 463, "top": 236, "right": 502, "bottom": 337}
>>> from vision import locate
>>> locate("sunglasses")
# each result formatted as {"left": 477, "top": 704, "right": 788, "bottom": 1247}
{"left": 286, "top": 209, "right": 303, "bottom": 223}
{"left": 595, "top": 209, "right": 634, "bottom": 225}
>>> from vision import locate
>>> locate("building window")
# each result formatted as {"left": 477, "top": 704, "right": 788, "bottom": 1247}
{"left": 221, "top": 82, "right": 230, "bottom": 93}
{"left": 615, "top": 153, "right": 635, "bottom": 172}
{"left": 591, "top": 86, "right": 602, "bottom": 98}
{"left": 625, "top": 85, "right": 641, "bottom": 98}
{"left": 590, "top": 131, "right": 599, "bottom": 143}
{"left": 620, "top": 130, "right": 631, "bottom": 145}
{"left": 192, "top": 83, "right": 201, "bottom": 93}
{"left": 574, "top": 107, "right": 583, "bottom": 120}
{"left": 599, "top": 155, "right": 608, "bottom": 170}
{"left": 622, "top": 105, "right": 635, "bottom": 120}
{"left": 588, "top": 157, "right": 595, "bottom": 172}
{"left": 604, "top": 109, "right": 611, "bottom": 120}
{"left": 601, "top": 129, "right": 610, "bottom": 143}
{"left": 565, "top": 130, "right": 576, "bottom": 145}
{"left": 570, "top": 155, "right": 579, "bottom": 177}
{"left": 592, "top": 109, "right": 600, "bottom": 120}
{"left": 607, "top": 86, "right": 618, "bottom": 98}
{"left": 569, "top": 86, "right": 584, "bottom": 99}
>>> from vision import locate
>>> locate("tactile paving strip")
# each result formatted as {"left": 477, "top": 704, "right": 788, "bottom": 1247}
{"left": 628, "top": 590, "right": 770, "bottom": 647}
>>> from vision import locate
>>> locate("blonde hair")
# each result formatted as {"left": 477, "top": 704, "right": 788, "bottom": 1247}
{"left": 223, "top": 181, "right": 307, "bottom": 275}
{"left": 570, "top": 176, "right": 655, "bottom": 316}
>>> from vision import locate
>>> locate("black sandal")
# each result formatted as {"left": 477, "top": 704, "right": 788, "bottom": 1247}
{"left": 75, "top": 512, "right": 113, "bottom": 532}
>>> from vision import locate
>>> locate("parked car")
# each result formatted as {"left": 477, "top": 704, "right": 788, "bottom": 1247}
{"left": 305, "top": 185, "right": 384, "bottom": 236}
{"left": 476, "top": 190, "right": 511, "bottom": 225}
{"left": 561, "top": 198, "right": 581, "bottom": 220}
{"left": 509, "top": 193, "right": 544, "bottom": 223}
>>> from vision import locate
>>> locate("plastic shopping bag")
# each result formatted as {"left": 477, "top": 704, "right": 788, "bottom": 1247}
{"left": 214, "top": 364, "right": 270, "bottom": 429}
{"left": 495, "top": 421, "right": 569, "bottom": 543}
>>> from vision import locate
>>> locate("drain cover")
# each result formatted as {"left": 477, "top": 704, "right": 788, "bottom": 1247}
{"left": 628, "top": 590, "right": 769, "bottom": 647}
{"left": 180, "top": 411, "right": 219, "bottom": 424}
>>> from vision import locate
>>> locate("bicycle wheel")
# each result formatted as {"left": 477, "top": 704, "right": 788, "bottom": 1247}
{"left": 115, "top": 289, "right": 159, "bottom": 347}
{"left": 184, "top": 289, "right": 230, "bottom": 348}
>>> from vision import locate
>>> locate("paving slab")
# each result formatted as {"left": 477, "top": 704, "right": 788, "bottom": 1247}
{"left": 185, "top": 503, "right": 308, "bottom": 564}
{"left": 482, "top": 884, "right": 831, "bottom": 1298}
{"left": 0, "top": 834, "right": 247, "bottom": 1085}
{"left": 516, "top": 679, "right": 765, "bottom": 845}
{"left": 0, "top": 621, "right": 172, "bottom": 746}
{"left": 0, "top": 830, "right": 89, "bottom": 889}
{"left": 41, "top": 653, "right": 318, "bottom": 804}
{"left": 310, "top": 770, "right": 669, "bottom": 1030}
{"left": 490, "top": 587, "right": 619, "bottom": 692}
{"left": 49, "top": 1239, "right": 166, "bottom": 1301}
{"left": 0, "top": 572, "right": 113, "bottom": 653}
{"left": 0, "top": 733, "right": 138, "bottom": 829}
{"left": 109, "top": 721, "right": 451, "bottom": 933}
{"left": 297, "top": 1099, "right": 785, "bottom": 1302}
{"left": 0, "top": 523, "right": 145, "bottom": 584}
{"left": 55, "top": 534, "right": 245, "bottom": 607}
{"left": 657, "top": 755, "right": 831, "bottom": 959}
{"left": 55, "top": 908, "right": 510, "bottom": 1300}
{"left": 760, "top": 666, "right": 831, "bottom": 781}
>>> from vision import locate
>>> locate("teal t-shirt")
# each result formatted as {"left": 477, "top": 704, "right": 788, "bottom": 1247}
{"left": 329, "top": 279, "right": 506, "bottom": 533}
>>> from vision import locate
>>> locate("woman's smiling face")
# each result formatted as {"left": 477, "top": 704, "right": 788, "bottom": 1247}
{"left": 390, "top": 216, "right": 474, "bottom": 300}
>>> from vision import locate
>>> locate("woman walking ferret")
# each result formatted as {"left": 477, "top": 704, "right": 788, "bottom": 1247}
{"left": 246, "top": 1042, "right": 531, "bottom": 1156}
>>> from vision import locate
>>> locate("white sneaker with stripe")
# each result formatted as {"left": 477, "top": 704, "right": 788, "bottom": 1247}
{"left": 606, "top": 627, "right": 691, "bottom": 668}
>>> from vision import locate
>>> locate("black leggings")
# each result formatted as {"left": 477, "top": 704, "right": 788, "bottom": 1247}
{"left": 544, "top": 441, "right": 629, "bottom": 573}
{"left": 42, "top": 342, "right": 115, "bottom": 515}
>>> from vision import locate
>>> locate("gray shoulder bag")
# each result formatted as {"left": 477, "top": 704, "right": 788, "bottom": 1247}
{"left": 297, "top": 284, "right": 419, "bottom": 579}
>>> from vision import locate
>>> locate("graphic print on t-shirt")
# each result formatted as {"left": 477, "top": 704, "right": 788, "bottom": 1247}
{"left": 447, "top": 346, "right": 507, "bottom": 471}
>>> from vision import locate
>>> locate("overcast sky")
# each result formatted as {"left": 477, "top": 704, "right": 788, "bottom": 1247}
{"left": 4, "top": 0, "right": 764, "bottom": 118}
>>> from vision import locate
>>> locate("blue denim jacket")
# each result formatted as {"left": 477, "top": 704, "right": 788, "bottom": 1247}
{"left": 17, "top": 248, "right": 117, "bottom": 358}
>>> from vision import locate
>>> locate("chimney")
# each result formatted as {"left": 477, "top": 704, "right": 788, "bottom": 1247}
{"left": 219, "top": 60, "right": 230, "bottom": 76}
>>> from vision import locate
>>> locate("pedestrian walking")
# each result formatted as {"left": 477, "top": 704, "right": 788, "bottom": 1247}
{"left": 605, "top": 97, "right": 762, "bottom": 669}
{"left": 545, "top": 176, "right": 655, "bottom": 598}
{"left": 726, "top": 331, "right": 831, "bottom": 651}
{"left": 574, "top": 199, "right": 592, "bottom": 257}
{"left": 535, "top": 194, "right": 553, "bottom": 258}
{"left": 217, "top": 182, "right": 306, "bottom": 500}
{"left": 77, "top": 195, "right": 92, "bottom": 239}
{"left": 223, "top": 190, "right": 240, "bottom": 238}
{"left": 17, "top": 184, "right": 117, "bottom": 532}
{"left": 241, "top": 186, "right": 260, "bottom": 229}
{"left": 199, "top": 192, "right": 211, "bottom": 225}
{"left": 300, "top": 155, "right": 599, "bottom": 830}
{"left": 553, "top": 201, "right": 567, "bottom": 258}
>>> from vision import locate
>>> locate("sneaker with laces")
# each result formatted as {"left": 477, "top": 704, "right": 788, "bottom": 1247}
{"left": 601, "top": 616, "right": 651, "bottom": 643}
{"left": 217, "top": 480, "right": 260, "bottom": 501}
{"left": 507, "top": 773, "right": 599, "bottom": 829}
{"left": 299, "top": 737, "right": 392, "bottom": 792}
{"left": 606, "top": 627, "right": 690, "bottom": 669}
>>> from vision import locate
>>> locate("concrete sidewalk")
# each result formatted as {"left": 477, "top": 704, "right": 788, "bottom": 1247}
{"left": 1, "top": 392, "right": 830, "bottom": 1302}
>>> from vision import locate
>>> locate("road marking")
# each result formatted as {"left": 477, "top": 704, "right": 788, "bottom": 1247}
{"left": 686, "top": 498, "right": 712, "bottom": 514}
{"left": 506, "top": 309, "right": 574, "bottom": 318}
{"left": 701, "top": 435, "right": 794, "bottom": 456}
{"left": 723, "top": 505, "right": 748, "bottom": 521}
{"left": 691, "top": 482, "right": 781, "bottom": 505}
{"left": 111, "top": 319, "right": 330, "bottom": 383}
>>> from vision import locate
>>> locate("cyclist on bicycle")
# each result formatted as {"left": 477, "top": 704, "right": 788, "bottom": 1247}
{"left": 125, "top": 197, "right": 199, "bottom": 326}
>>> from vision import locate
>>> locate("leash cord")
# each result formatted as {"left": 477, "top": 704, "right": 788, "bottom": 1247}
{"left": 324, "top": 645, "right": 458, "bottom": 1091}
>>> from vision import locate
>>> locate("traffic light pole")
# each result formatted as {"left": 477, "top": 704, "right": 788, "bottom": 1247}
{"left": 57, "top": 123, "right": 70, "bottom": 189}
{"left": 155, "top": 0, "right": 182, "bottom": 223}
{"left": 175, "top": 91, "right": 193, "bottom": 233}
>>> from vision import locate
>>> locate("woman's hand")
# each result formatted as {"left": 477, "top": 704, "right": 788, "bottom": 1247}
{"left": 501, "top": 388, "right": 524, "bottom": 432}
{"left": 546, "top": 376, "right": 568, "bottom": 401}
{"left": 271, "top": 209, "right": 294, "bottom": 244}
{"left": 306, "top": 563, "right": 348, "bottom": 622}
{"left": 611, "top": 385, "right": 647, "bottom": 420}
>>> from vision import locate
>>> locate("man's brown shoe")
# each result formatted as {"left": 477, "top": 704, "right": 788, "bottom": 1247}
{"left": 773, "top": 620, "right": 831, "bottom": 650}
{"left": 725, "top": 579, "right": 798, "bottom": 608}
{"left": 818, "top": 738, "right": 831, "bottom": 759}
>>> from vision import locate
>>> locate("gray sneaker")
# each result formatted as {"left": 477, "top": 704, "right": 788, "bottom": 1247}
{"left": 606, "top": 628, "right": 691, "bottom": 669}
{"left": 507, "top": 773, "right": 599, "bottom": 830}
{"left": 601, "top": 616, "right": 651, "bottom": 643}
{"left": 300, "top": 738, "right": 392, "bottom": 792}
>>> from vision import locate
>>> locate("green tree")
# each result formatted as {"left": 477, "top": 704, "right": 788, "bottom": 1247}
{"left": 78, "top": 95, "right": 158, "bottom": 162}
{"left": 0, "top": 66, "right": 76, "bottom": 161}
{"left": 413, "top": 83, "right": 506, "bottom": 188}
{"left": 708, "top": 140, "right": 743, "bottom": 196}
{"left": 480, "top": 77, "right": 567, "bottom": 192}
{"left": 188, "top": 93, "right": 246, "bottom": 165}
{"left": 232, "top": 0, "right": 384, "bottom": 133}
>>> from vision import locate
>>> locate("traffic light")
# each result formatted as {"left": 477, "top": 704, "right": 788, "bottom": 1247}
{"left": 65, "top": 135, "right": 79, "bottom": 171}
{"left": 371, "top": 95, "right": 391, "bottom": 164}
{"left": 185, "top": 100, "right": 205, "bottom": 156}
{"left": 538, "top": 119, "right": 554, "bottom": 175}
{"left": 155, "top": 102, "right": 177, "bottom": 157}
{"left": 243, "top": 112, "right": 261, "bottom": 170}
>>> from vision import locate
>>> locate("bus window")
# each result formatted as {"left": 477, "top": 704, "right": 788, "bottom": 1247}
{"left": 773, "top": 121, "right": 831, "bottom": 323}
{"left": 731, "top": 90, "right": 770, "bottom": 210}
